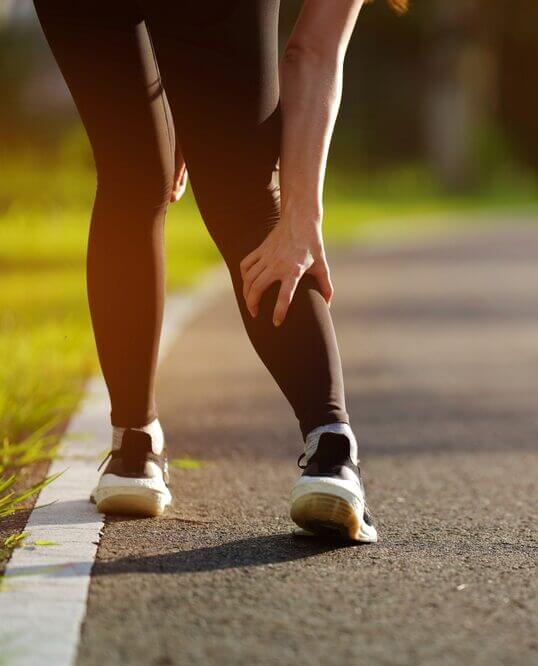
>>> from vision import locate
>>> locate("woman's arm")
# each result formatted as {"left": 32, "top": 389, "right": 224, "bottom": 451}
{"left": 241, "top": 0, "right": 366, "bottom": 327}
{"left": 279, "top": 0, "right": 364, "bottom": 219}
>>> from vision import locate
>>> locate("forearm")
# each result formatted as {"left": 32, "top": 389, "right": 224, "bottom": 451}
{"left": 278, "top": 0, "right": 365, "bottom": 226}
{"left": 241, "top": 1, "right": 399, "bottom": 324}
{"left": 279, "top": 46, "right": 343, "bottom": 224}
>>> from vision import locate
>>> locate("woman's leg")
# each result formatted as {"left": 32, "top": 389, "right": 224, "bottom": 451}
{"left": 33, "top": 0, "right": 175, "bottom": 428}
{"left": 142, "top": 0, "right": 349, "bottom": 440}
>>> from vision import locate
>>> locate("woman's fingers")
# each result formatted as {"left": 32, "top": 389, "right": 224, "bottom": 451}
{"left": 170, "top": 145, "right": 187, "bottom": 203}
{"left": 171, "top": 166, "right": 188, "bottom": 202}
{"left": 309, "top": 257, "right": 334, "bottom": 306}
{"left": 243, "top": 260, "right": 267, "bottom": 300}
{"left": 240, "top": 247, "right": 263, "bottom": 279}
{"left": 273, "top": 277, "right": 300, "bottom": 327}
{"left": 245, "top": 266, "right": 273, "bottom": 318}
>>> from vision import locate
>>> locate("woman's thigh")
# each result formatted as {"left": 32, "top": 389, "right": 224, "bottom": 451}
{"left": 33, "top": 0, "right": 175, "bottom": 201}
{"left": 141, "top": 0, "right": 282, "bottom": 258}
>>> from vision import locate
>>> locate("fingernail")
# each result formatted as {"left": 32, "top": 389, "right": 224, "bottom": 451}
{"left": 273, "top": 318, "right": 281, "bottom": 327}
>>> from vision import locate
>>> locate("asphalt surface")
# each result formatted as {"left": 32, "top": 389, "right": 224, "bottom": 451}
{"left": 78, "top": 224, "right": 537, "bottom": 666}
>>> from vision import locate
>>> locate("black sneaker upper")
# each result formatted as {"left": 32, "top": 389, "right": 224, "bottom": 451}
{"left": 298, "top": 432, "right": 375, "bottom": 527}
{"left": 99, "top": 428, "right": 169, "bottom": 484}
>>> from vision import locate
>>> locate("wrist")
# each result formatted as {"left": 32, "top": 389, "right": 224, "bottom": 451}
{"left": 279, "top": 204, "right": 324, "bottom": 253}
{"left": 281, "top": 196, "right": 323, "bottom": 227}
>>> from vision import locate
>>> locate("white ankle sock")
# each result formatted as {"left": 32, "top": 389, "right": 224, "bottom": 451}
{"left": 305, "top": 422, "right": 358, "bottom": 465}
{"left": 112, "top": 418, "right": 164, "bottom": 455}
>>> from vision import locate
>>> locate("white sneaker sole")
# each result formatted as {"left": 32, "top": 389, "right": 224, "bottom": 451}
{"left": 92, "top": 474, "right": 172, "bottom": 517}
{"left": 290, "top": 477, "right": 378, "bottom": 543}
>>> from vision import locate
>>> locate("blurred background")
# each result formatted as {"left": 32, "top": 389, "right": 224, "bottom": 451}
{"left": 0, "top": 1, "right": 537, "bottom": 522}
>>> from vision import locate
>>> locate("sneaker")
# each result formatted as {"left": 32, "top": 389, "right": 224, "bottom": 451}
{"left": 91, "top": 426, "right": 172, "bottom": 517}
{"left": 290, "top": 425, "right": 377, "bottom": 543}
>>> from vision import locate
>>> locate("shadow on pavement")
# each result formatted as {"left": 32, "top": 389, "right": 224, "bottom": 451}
{"left": 6, "top": 533, "right": 356, "bottom": 579}
{"left": 91, "top": 532, "right": 354, "bottom": 575}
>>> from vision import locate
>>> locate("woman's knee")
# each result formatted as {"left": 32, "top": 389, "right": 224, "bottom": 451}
{"left": 94, "top": 144, "right": 174, "bottom": 215}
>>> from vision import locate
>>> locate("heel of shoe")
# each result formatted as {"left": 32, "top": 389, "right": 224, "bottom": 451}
{"left": 95, "top": 486, "right": 170, "bottom": 517}
{"left": 290, "top": 492, "right": 361, "bottom": 541}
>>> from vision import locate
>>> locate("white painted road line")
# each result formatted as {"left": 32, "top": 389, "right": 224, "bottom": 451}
{"left": 0, "top": 266, "right": 228, "bottom": 666}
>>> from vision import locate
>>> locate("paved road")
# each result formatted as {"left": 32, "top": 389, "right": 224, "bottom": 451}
{"left": 78, "top": 224, "right": 537, "bottom": 666}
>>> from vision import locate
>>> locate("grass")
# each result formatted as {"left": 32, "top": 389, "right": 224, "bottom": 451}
{"left": 323, "top": 164, "right": 538, "bottom": 240}
{"left": 170, "top": 457, "right": 208, "bottom": 470}
{"left": 1, "top": 416, "right": 66, "bottom": 475}
{"left": 0, "top": 472, "right": 62, "bottom": 521}
{"left": 0, "top": 532, "right": 28, "bottom": 560}
{"left": 0, "top": 148, "right": 537, "bottom": 547}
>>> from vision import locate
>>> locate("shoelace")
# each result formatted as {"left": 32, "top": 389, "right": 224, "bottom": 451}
{"left": 297, "top": 436, "right": 334, "bottom": 469}
{"left": 96, "top": 447, "right": 169, "bottom": 476}
{"left": 97, "top": 449, "right": 113, "bottom": 472}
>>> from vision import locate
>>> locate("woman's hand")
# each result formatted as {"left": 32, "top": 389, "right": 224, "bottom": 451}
{"left": 240, "top": 215, "right": 333, "bottom": 327}
{"left": 170, "top": 144, "right": 188, "bottom": 202}
{"left": 249, "top": 0, "right": 365, "bottom": 328}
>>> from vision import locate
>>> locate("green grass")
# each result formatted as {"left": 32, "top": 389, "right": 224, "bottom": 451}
{"left": 0, "top": 152, "right": 537, "bottom": 541}
{"left": 0, "top": 472, "right": 62, "bottom": 521}
{"left": 170, "top": 457, "right": 208, "bottom": 470}
{"left": 0, "top": 532, "right": 28, "bottom": 560}
{"left": 323, "top": 164, "right": 538, "bottom": 240}
{"left": 1, "top": 418, "right": 63, "bottom": 475}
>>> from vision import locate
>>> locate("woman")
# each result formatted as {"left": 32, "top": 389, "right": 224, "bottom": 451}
{"left": 33, "top": 0, "right": 406, "bottom": 542}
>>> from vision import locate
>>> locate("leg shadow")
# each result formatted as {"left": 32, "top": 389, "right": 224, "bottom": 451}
{"left": 92, "top": 532, "right": 356, "bottom": 576}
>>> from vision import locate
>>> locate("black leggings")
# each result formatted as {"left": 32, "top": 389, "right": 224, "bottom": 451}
{"left": 33, "top": 0, "right": 349, "bottom": 440}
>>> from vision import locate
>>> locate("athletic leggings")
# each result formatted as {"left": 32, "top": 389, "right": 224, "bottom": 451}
{"left": 33, "top": 0, "right": 349, "bottom": 440}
